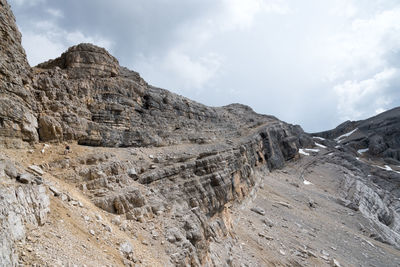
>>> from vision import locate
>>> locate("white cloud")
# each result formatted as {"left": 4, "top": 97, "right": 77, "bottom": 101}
{"left": 334, "top": 68, "right": 399, "bottom": 120}
{"left": 330, "top": 0, "right": 358, "bottom": 18}
{"left": 20, "top": 20, "right": 112, "bottom": 66}
{"left": 136, "top": 50, "right": 222, "bottom": 94}
{"left": 46, "top": 8, "right": 63, "bottom": 18}
{"left": 163, "top": 50, "right": 221, "bottom": 90}
{"left": 11, "top": 0, "right": 44, "bottom": 7}
{"left": 324, "top": 7, "right": 400, "bottom": 81}
{"left": 220, "top": 0, "right": 289, "bottom": 30}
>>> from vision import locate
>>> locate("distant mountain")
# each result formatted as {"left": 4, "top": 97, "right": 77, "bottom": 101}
{"left": 314, "top": 107, "right": 400, "bottom": 164}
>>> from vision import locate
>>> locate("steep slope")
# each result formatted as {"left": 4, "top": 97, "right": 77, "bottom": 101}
{"left": 313, "top": 110, "right": 400, "bottom": 250}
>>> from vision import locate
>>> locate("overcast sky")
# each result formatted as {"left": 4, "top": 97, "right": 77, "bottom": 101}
{"left": 9, "top": 0, "right": 400, "bottom": 132}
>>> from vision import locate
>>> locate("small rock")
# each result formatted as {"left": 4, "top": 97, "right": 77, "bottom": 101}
{"left": 320, "top": 255, "right": 329, "bottom": 261}
{"left": 321, "top": 250, "right": 330, "bottom": 257}
{"left": 250, "top": 207, "right": 265, "bottom": 216}
{"left": 4, "top": 164, "right": 18, "bottom": 179}
{"left": 148, "top": 155, "right": 154, "bottom": 159}
{"left": 331, "top": 259, "right": 341, "bottom": 267}
{"left": 275, "top": 201, "right": 292, "bottom": 209}
{"left": 306, "top": 250, "right": 317, "bottom": 258}
{"left": 83, "top": 216, "right": 90, "bottom": 221}
{"left": 70, "top": 200, "right": 79, "bottom": 206}
{"left": 34, "top": 176, "right": 43, "bottom": 185}
{"left": 49, "top": 186, "right": 61, "bottom": 196}
{"left": 258, "top": 232, "right": 274, "bottom": 240}
{"left": 28, "top": 165, "right": 44, "bottom": 175}
{"left": 262, "top": 218, "right": 274, "bottom": 227}
{"left": 17, "top": 173, "right": 33, "bottom": 184}
{"left": 104, "top": 225, "right": 112, "bottom": 232}
{"left": 279, "top": 249, "right": 286, "bottom": 256}
{"left": 127, "top": 168, "right": 137, "bottom": 179}
{"left": 141, "top": 239, "right": 149, "bottom": 246}
{"left": 95, "top": 214, "right": 102, "bottom": 221}
{"left": 112, "top": 216, "right": 121, "bottom": 226}
{"left": 167, "top": 235, "right": 176, "bottom": 243}
{"left": 60, "top": 194, "right": 68, "bottom": 201}
{"left": 150, "top": 164, "right": 157, "bottom": 169}
{"left": 120, "top": 241, "right": 133, "bottom": 254}
{"left": 308, "top": 198, "right": 316, "bottom": 208}
{"left": 89, "top": 229, "right": 95, "bottom": 236}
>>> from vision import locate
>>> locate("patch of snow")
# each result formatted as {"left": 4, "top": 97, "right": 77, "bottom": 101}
{"left": 357, "top": 148, "right": 369, "bottom": 154}
{"left": 303, "top": 180, "right": 313, "bottom": 185}
{"left": 355, "top": 157, "right": 361, "bottom": 161}
{"left": 312, "top": 136, "right": 325, "bottom": 141}
{"left": 335, "top": 145, "right": 341, "bottom": 149}
{"left": 375, "top": 165, "right": 400, "bottom": 174}
{"left": 299, "top": 149, "right": 309, "bottom": 156}
{"left": 328, "top": 152, "right": 333, "bottom": 156}
{"left": 335, "top": 128, "right": 358, "bottom": 143}
{"left": 384, "top": 165, "right": 393, "bottom": 171}
{"left": 305, "top": 148, "right": 320, "bottom": 153}
{"left": 315, "top": 143, "right": 327, "bottom": 149}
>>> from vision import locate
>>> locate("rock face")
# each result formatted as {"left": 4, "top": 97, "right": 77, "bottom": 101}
{"left": 314, "top": 107, "right": 400, "bottom": 164}
{"left": 313, "top": 110, "right": 400, "bottom": 249}
{"left": 31, "top": 42, "right": 310, "bottom": 149}
{"left": 37, "top": 43, "right": 119, "bottom": 79}
{"left": 0, "top": 0, "right": 38, "bottom": 147}
{"left": 0, "top": 156, "right": 50, "bottom": 266}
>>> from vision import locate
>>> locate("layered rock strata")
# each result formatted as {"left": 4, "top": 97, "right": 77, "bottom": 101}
{"left": 314, "top": 107, "right": 400, "bottom": 164}
{"left": 0, "top": 0, "right": 38, "bottom": 147}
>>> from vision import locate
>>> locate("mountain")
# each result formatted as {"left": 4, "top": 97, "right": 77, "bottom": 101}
{"left": 1, "top": 0, "right": 400, "bottom": 266}
{"left": 314, "top": 107, "right": 400, "bottom": 164}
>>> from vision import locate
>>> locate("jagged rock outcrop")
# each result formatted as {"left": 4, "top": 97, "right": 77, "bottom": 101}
{"left": 313, "top": 116, "right": 400, "bottom": 250}
{"left": 314, "top": 107, "right": 400, "bottom": 164}
{"left": 0, "top": 156, "right": 50, "bottom": 266}
{"left": 31, "top": 43, "right": 312, "bottom": 150}
{"left": 0, "top": 0, "right": 38, "bottom": 147}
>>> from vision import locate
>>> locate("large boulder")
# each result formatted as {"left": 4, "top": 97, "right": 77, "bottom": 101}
{"left": 38, "top": 115, "right": 63, "bottom": 142}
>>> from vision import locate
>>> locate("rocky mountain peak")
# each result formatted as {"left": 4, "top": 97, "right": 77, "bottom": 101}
{"left": 37, "top": 43, "right": 119, "bottom": 78}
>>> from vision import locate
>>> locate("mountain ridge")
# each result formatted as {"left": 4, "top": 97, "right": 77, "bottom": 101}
{"left": 1, "top": 0, "right": 400, "bottom": 266}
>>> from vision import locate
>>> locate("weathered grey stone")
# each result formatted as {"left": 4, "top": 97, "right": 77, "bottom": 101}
{"left": 49, "top": 186, "right": 61, "bottom": 196}
{"left": 250, "top": 207, "right": 265, "bottom": 216}
{"left": 119, "top": 241, "right": 133, "bottom": 255}
{"left": 0, "top": 182, "right": 50, "bottom": 266}
{"left": 28, "top": 165, "right": 44, "bottom": 175}
{"left": 17, "top": 173, "right": 33, "bottom": 184}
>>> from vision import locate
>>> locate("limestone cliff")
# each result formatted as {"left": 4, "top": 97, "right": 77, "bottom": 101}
{"left": 0, "top": 0, "right": 38, "bottom": 146}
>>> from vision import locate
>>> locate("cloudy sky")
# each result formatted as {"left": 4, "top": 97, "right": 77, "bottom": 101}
{"left": 9, "top": 0, "right": 400, "bottom": 132}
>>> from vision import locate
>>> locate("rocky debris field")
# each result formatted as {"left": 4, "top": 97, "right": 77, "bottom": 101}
{"left": 2, "top": 133, "right": 400, "bottom": 266}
